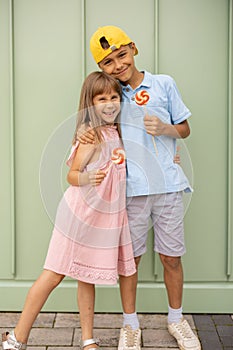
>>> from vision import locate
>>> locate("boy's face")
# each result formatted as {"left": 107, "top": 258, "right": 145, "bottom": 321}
{"left": 98, "top": 44, "right": 137, "bottom": 85}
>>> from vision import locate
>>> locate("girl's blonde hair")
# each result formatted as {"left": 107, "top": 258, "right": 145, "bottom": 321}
{"left": 73, "top": 71, "right": 122, "bottom": 144}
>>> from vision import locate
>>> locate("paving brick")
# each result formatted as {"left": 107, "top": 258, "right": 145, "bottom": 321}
{"left": 193, "top": 314, "right": 216, "bottom": 331}
{"left": 142, "top": 329, "right": 178, "bottom": 348}
{"left": 139, "top": 314, "right": 168, "bottom": 329}
{"left": 197, "top": 330, "right": 222, "bottom": 350}
{"left": 94, "top": 314, "right": 122, "bottom": 328}
{"left": 216, "top": 324, "right": 233, "bottom": 347}
{"left": 54, "top": 313, "right": 80, "bottom": 328}
{"left": 217, "top": 325, "right": 233, "bottom": 336}
{"left": 0, "top": 312, "right": 56, "bottom": 329}
{"left": 221, "top": 335, "right": 233, "bottom": 347}
{"left": 212, "top": 314, "right": 233, "bottom": 325}
{"left": 28, "top": 328, "right": 74, "bottom": 346}
{"left": 32, "top": 313, "right": 56, "bottom": 328}
{"left": 0, "top": 313, "right": 21, "bottom": 328}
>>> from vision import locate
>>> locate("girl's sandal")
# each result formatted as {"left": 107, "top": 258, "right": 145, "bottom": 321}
{"left": 2, "top": 331, "right": 27, "bottom": 350}
{"left": 81, "top": 338, "right": 100, "bottom": 350}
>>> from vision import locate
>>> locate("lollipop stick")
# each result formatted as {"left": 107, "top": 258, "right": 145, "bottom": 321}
{"left": 151, "top": 136, "right": 158, "bottom": 156}
{"left": 144, "top": 106, "right": 159, "bottom": 156}
{"left": 104, "top": 161, "right": 114, "bottom": 173}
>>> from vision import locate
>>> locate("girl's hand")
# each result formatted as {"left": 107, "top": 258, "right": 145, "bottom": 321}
{"left": 88, "top": 170, "right": 106, "bottom": 186}
{"left": 144, "top": 115, "right": 166, "bottom": 136}
{"left": 77, "top": 124, "right": 96, "bottom": 144}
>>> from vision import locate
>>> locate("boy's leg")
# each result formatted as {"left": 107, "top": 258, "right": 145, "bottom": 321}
{"left": 160, "top": 255, "right": 183, "bottom": 309}
{"left": 77, "top": 280, "right": 97, "bottom": 349}
{"left": 152, "top": 192, "right": 201, "bottom": 349}
{"left": 13, "top": 270, "right": 65, "bottom": 344}
{"left": 151, "top": 191, "right": 185, "bottom": 314}
{"left": 159, "top": 254, "right": 183, "bottom": 320}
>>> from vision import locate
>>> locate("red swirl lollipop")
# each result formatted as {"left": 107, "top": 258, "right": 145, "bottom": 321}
{"left": 105, "top": 147, "right": 126, "bottom": 172}
{"left": 135, "top": 90, "right": 150, "bottom": 105}
{"left": 111, "top": 147, "right": 126, "bottom": 164}
{"left": 85, "top": 147, "right": 126, "bottom": 199}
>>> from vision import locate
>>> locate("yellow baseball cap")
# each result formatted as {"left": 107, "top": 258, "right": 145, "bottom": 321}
{"left": 90, "top": 25, "right": 138, "bottom": 63}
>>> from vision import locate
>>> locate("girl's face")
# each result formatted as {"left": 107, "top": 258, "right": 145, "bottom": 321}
{"left": 93, "top": 88, "right": 121, "bottom": 125}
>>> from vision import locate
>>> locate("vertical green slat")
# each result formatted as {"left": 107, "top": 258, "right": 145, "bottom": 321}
{"left": 9, "top": 0, "right": 15, "bottom": 276}
{"left": 227, "top": 0, "right": 233, "bottom": 277}
{"left": 154, "top": 0, "right": 159, "bottom": 74}
{"left": 153, "top": 0, "right": 159, "bottom": 277}
{"left": 81, "top": 0, "right": 86, "bottom": 81}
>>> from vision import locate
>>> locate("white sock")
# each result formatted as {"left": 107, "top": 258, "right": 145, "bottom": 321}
{"left": 168, "top": 306, "right": 183, "bottom": 324}
{"left": 123, "top": 312, "right": 140, "bottom": 330}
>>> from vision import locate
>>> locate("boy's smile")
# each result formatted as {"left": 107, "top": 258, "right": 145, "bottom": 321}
{"left": 99, "top": 44, "right": 144, "bottom": 89}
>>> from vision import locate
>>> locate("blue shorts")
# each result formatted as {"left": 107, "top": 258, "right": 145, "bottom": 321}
{"left": 126, "top": 192, "right": 186, "bottom": 257}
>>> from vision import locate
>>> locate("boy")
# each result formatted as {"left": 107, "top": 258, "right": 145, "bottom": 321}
{"left": 84, "top": 25, "right": 200, "bottom": 350}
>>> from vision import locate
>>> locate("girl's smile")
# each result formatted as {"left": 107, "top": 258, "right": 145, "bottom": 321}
{"left": 93, "top": 89, "right": 121, "bottom": 125}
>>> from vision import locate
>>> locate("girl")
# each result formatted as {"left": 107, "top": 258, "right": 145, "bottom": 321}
{"left": 2, "top": 72, "right": 136, "bottom": 350}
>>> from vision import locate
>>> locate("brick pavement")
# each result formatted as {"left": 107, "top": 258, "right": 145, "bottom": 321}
{"left": 0, "top": 312, "right": 233, "bottom": 349}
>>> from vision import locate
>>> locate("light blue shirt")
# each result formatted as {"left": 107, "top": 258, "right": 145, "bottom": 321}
{"left": 120, "top": 71, "right": 192, "bottom": 197}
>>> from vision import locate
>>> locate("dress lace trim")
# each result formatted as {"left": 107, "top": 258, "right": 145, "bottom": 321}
{"left": 70, "top": 259, "right": 135, "bottom": 282}
{"left": 70, "top": 261, "right": 118, "bottom": 282}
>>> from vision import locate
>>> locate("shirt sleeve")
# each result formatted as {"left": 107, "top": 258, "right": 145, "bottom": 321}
{"left": 167, "top": 77, "right": 191, "bottom": 124}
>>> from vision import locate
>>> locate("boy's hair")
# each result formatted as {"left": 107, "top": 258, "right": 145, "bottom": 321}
{"left": 90, "top": 25, "right": 138, "bottom": 63}
{"left": 73, "top": 71, "right": 122, "bottom": 144}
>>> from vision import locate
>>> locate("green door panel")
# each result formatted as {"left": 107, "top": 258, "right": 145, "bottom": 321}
{"left": 12, "top": 0, "right": 84, "bottom": 278}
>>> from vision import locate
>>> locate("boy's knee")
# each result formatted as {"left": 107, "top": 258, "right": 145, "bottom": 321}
{"left": 160, "top": 254, "right": 181, "bottom": 270}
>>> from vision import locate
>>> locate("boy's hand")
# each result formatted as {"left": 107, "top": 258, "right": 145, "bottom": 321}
{"left": 174, "top": 146, "right": 181, "bottom": 165}
{"left": 88, "top": 170, "right": 106, "bottom": 186}
{"left": 77, "top": 124, "right": 96, "bottom": 144}
{"left": 144, "top": 115, "right": 166, "bottom": 136}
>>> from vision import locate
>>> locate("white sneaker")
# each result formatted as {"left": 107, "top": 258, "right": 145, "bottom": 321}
{"left": 168, "top": 318, "right": 201, "bottom": 350}
{"left": 118, "top": 325, "right": 141, "bottom": 350}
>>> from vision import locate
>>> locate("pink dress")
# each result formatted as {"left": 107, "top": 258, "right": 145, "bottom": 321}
{"left": 44, "top": 126, "right": 136, "bottom": 285}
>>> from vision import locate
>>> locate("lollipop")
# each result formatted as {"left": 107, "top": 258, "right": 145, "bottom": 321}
{"left": 135, "top": 90, "right": 150, "bottom": 105}
{"left": 85, "top": 148, "right": 126, "bottom": 199}
{"left": 135, "top": 90, "right": 158, "bottom": 156}
{"left": 111, "top": 147, "right": 126, "bottom": 164}
{"left": 105, "top": 147, "right": 126, "bottom": 172}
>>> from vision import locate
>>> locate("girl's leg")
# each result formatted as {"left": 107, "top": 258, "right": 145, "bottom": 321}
{"left": 14, "top": 269, "right": 65, "bottom": 344}
{"left": 77, "top": 280, "right": 97, "bottom": 349}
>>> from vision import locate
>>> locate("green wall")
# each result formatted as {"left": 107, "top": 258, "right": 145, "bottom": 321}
{"left": 0, "top": 0, "right": 232, "bottom": 312}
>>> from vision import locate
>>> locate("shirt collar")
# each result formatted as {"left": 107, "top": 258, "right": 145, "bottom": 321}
{"left": 121, "top": 71, "right": 152, "bottom": 92}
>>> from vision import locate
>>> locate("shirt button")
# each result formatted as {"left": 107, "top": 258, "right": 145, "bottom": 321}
{"left": 126, "top": 88, "right": 130, "bottom": 92}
